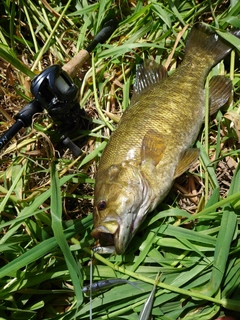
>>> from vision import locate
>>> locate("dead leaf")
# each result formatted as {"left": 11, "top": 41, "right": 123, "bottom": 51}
{"left": 224, "top": 110, "right": 240, "bottom": 142}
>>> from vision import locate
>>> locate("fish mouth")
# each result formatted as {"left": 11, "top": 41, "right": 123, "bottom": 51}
{"left": 91, "top": 220, "right": 129, "bottom": 255}
{"left": 91, "top": 225, "right": 115, "bottom": 247}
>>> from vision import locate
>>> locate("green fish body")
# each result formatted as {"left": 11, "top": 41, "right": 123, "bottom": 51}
{"left": 92, "top": 24, "right": 237, "bottom": 255}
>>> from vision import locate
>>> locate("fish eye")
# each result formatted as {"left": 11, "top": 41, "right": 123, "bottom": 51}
{"left": 97, "top": 200, "right": 107, "bottom": 211}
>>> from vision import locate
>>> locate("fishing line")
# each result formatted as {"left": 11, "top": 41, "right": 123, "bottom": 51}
{"left": 89, "top": 251, "right": 93, "bottom": 320}
{"left": 204, "top": 75, "right": 210, "bottom": 205}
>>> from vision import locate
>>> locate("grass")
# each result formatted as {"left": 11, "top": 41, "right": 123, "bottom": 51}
{"left": 0, "top": 0, "right": 240, "bottom": 319}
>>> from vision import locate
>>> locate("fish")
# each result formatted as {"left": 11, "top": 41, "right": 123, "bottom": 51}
{"left": 82, "top": 278, "right": 142, "bottom": 294}
{"left": 91, "top": 23, "right": 240, "bottom": 255}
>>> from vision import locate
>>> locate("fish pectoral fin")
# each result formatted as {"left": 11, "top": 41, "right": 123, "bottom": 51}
{"left": 174, "top": 148, "right": 200, "bottom": 179}
{"left": 209, "top": 75, "right": 232, "bottom": 115}
{"left": 141, "top": 129, "right": 166, "bottom": 166}
{"left": 132, "top": 59, "right": 167, "bottom": 100}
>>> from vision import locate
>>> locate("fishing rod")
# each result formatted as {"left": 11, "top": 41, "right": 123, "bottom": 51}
{"left": 0, "top": 20, "right": 117, "bottom": 157}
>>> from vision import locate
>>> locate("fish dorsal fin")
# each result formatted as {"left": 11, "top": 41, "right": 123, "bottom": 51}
{"left": 141, "top": 129, "right": 166, "bottom": 166}
{"left": 133, "top": 59, "right": 167, "bottom": 97}
{"left": 174, "top": 148, "right": 200, "bottom": 179}
{"left": 209, "top": 75, "right": 232, "bottom": 115}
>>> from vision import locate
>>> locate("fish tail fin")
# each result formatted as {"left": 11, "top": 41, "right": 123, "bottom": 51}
{"left": 184, "top": 23, "right": 237, "bottom": 68}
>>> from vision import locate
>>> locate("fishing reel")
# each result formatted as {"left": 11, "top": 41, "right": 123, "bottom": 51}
{"left": 0, "top": 65, "right": 82, "bottom": 156}
{"left": 0, "top": 19, "right": 117, "bottom": 156}
{"left": 31, "top": 64, "right": 79, "bottom": 118}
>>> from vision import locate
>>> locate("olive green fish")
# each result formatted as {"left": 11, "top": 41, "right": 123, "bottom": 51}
{"left": 92, "top": 23, "right": 239, "bottom": 255}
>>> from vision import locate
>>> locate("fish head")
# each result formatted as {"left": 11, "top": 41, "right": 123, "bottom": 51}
{"left": 92, "top": 161, "right": 152, "bottom": 255}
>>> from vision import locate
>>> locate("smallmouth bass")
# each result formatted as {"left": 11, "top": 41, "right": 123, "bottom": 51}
{"left": 92, "top": 24, "right": 240, "bottom": 255}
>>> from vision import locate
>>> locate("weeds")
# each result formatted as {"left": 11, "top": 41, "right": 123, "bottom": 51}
{"left": 0, "top": 1, "right": 240, "bottom": 319}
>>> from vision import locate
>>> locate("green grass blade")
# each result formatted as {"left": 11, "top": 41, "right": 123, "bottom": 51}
{"left": 0, "top": 163, "right": 25, "bottom": 213}
{"left": 198, "top": 209, "right": 237, "bottom": 296}
{"left": 0, "top": 215, "right": 92, "bottom": 279}
{"left": 50, "top": 161, "right": 83, "bottom": 305}
{"left": 0, "top": 45, "right": 35, "bottom": 78}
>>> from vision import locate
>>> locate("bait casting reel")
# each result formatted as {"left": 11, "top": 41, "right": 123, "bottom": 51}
{"left": 0, "top": 20, "right": 117, "bottom": 157}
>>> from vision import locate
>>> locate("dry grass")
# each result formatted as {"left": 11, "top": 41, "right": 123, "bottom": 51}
{"left": 0, "top": 1, "right": 240, "bottom": 319}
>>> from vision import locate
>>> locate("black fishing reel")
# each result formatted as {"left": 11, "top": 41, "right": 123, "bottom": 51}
{"left": 0, "top": 19, "right": 117, "bottom": 156}
{"left": 32, "top": 65, "right": 82, "bottom": 156}
{"left": 31, "top": 65, "right": 79, "bottom": 119}
{"left": 0, "top": 65, "right": 81, "bottom": 156}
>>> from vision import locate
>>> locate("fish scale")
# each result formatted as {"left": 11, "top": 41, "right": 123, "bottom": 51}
{"left": 92, "top": 23, "right": 239, "bottom": 255}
